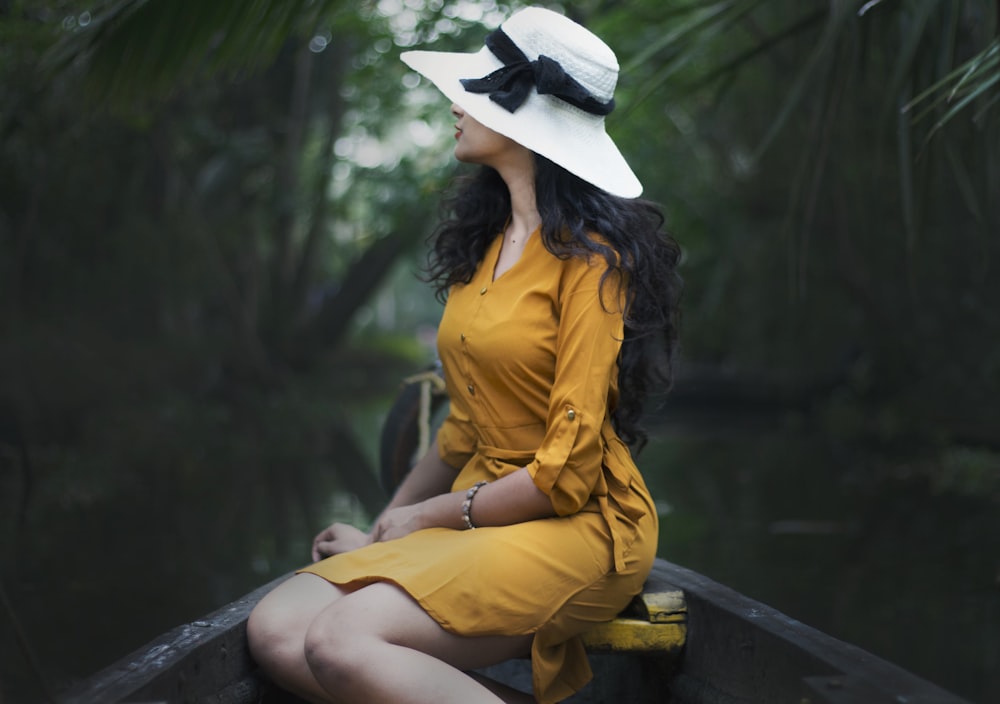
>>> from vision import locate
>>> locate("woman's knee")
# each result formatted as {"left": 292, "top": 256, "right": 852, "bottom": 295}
{"left": 301, "top": 581, "right": 530, "bottom": 677}
{"left": 302, "top": 604, "right": 371, "bottom": 685}
{"left": 247, "top": 596, "right": 297, "bottom": 669}
{"left": 247, "top": 574, "right": 342, "bottom": 668}
{"left": 301, "top": 583, "right": 413, "bottom": 684}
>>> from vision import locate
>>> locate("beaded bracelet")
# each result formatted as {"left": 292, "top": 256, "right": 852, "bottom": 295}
{"left": 461, "top": 481, "right": 488, "bottom": 530}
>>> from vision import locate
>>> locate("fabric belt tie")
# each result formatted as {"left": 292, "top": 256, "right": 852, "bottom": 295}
{"left": 460, "top": 29, "right": 615, "bottom": 116}
{"left": 599, "top": 494, "right": 626, "bottom": 572}
{"left": 475, "top": 442, "right": 536, "bottom": 464}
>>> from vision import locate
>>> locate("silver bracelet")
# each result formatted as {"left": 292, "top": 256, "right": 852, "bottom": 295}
{"left": 461, "top": 481, "right": 488, "bottom": 530}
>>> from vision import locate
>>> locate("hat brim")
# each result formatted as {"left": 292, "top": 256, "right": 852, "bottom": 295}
{"left": 401, "top": 48, "right": 643, "bottom": 198}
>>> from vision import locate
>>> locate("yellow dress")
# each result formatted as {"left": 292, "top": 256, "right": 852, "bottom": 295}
{"left": 300, "top": 228, "right": 658, "bottom": 703}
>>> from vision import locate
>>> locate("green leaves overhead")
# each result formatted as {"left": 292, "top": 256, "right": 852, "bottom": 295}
{"left": 905, "top": 38, "right": 1000, "bottom": 138}
{"left": 614, "top": 0, "right": 997, "bottom": 156}
{"left": 44, "top": 0, "right": 350, "bottom": 108}
{"left": 44, "top": 0, "right": 1000, "bottom": 143}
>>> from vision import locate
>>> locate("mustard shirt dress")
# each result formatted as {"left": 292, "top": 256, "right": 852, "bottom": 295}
{"left": 301, "top": 228, "right": 658, "bottom": 703}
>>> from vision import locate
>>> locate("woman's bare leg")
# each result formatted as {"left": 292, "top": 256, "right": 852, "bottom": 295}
{"left": 247, "top": 573, "right": 347, "bottom": 703}
{"left": 303, "top": 581, "right": 534, "bottom": 703}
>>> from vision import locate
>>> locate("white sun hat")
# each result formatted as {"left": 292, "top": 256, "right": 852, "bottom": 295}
{"left": 400, "top": 6, "right": 642, "bottom": 198}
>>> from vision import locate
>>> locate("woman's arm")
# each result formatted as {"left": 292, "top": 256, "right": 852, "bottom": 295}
{"left": 371, "top": 467, "right": 555, "bottom": 541}
{"left": 312, "top": 440, "right": 460, "bottom": 559}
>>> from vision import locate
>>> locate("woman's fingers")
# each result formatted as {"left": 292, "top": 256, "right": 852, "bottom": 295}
{"left": 312, "top": 523, "right": 372, "bottom": 560}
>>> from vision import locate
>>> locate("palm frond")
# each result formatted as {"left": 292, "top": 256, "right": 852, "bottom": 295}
{"left": 621, "top": 0, "right": 770, "bottom": 117}
{"left": 43, "top": 0, "right": 349, "bottom": 108}
{"left": 748, "top": 0, "right": 855, "bottom": 161}
{"left": 686, "top": 8, "right": 826, "bottom": 94}
{"left": 879, "top": 0, "right": 939, "bottom": 126}
{"left": 903, "top": 38, "right": 1000, "bottom": 137}
{"left": 623, "top": 0, "right": 749, "bottom": 73}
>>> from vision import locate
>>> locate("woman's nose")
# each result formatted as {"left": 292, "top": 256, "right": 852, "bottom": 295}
{"left": 450, "top": 103, "right": 464, "bottom": 118}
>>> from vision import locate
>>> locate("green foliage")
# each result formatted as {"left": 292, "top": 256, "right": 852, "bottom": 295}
{"left": 43, "top": 0, "right": 350, "bottom": 111}
{"left": 594, "top": 0, "right": 1000, "bottom": 460}
{"left": 1, "top": 1, "right": 998, "bottom": 700}
{"left": 906, "top": 37, "right": 1000, "bottom": 140}
{"left": 0, "top": 5, "right": 452, "bottom": 695}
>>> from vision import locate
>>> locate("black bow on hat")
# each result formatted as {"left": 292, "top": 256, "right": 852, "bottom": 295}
{"left": 460, "top": 29, "right": 615, "bottom": 116}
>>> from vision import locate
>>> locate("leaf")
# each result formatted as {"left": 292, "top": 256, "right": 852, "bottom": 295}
{"left": 623, "top": 0, "right": 741, "bottom": 72}
{"left": 879, "top": 0, "right": 939, "bottom": 127}
{"left": 750, "top": 2, "right": 850, "bottom": 162}
{"left": 42, "top": 0, "right": 349, "bottom": 110}
{"left": 923, "top": 69, "right": 1000, "bottom": 141}
{"left": 621, "top": 0, "right": 767, "bottom": 116}
{"left": 902, "top": 39, "right": 1000, "bottom": 131}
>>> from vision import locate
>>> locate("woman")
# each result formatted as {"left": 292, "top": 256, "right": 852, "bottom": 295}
{"left": 247, "top": 7, "right": 681, "bottom": 703}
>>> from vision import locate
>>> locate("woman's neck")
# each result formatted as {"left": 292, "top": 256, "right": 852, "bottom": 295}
{"left": 497, "top": 163, "right": 541, "bottom": 245}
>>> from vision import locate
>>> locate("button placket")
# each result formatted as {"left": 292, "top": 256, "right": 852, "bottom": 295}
{"left": 459, "top": 257, "right": 495, "bottom": 416}
{"left": 460, "top": 327, "right": 475, "bottom": 399}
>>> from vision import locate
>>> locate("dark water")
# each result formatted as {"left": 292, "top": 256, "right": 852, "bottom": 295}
{"left": 641, "top": 426, "right": 1000, "bottom": 704}
{"left": 1, "top": 414, "right": 997, "bottom": 703}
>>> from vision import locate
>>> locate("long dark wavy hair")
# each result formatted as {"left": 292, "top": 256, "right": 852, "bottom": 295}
{"left": 425, "top": 155, "right": 682, "bottom": 450}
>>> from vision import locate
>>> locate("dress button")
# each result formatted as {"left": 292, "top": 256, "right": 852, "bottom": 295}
{"left": 479, "top": 287, "right": 488, "bottom": 295}
{"left": 460, "top": 333, "right": 466, "bottom": 342}
{"left": 467, "top": 384, "right": 475, "bottom": 395}
{"left": 567, "top": 409, "right": 576, "bottom": 421}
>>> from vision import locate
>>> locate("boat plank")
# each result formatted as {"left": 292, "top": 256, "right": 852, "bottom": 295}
{"left": 652, "top": 560, "right": 972, "bottom": 704}
{"left": 61, "top": 559, "right": 973, "bottom": 704}
{"left": 60, "top": 574, "right": 291, "bottom": 704}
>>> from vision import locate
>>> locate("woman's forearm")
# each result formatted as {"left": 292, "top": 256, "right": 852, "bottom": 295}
{"left": 417, "top": 466, "right": 555, "bottom": 530}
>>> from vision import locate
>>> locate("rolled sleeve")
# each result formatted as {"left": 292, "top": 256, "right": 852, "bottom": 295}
{"left": 527, "top": 262, "right": 625, "bottom": 514}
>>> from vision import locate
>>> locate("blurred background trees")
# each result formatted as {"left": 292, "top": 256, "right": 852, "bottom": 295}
{"left": 1, "top": 0, "right": 997, "bottom": 702}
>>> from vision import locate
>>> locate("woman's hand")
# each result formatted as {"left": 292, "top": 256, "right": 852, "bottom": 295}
{"left": 370, "top": 504, "right": 427, "bottom": 543}
{"left": 311, "top": 522, "right": 371, "bottom": 562}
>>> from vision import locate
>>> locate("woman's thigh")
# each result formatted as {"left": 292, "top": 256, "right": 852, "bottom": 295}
{"left": 306, "top": 581, "right": 533, "bottom": 672}
{"left": 248, "top": 572, "right": 347, "bottom": 650}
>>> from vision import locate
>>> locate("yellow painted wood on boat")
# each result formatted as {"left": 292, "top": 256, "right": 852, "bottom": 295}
{"left": 640, "top": 589, "right": 686, "bottom": 623}
{"left": 582, "top": 618, "right": 687, "bottom": 652}
{"left": 581, "top": 587, "right": 687, "bottom": 652}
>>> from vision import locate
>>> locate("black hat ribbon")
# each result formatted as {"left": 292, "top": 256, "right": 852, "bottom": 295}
{"left": 460, "top": 29, "right": 615, "bottom": 116}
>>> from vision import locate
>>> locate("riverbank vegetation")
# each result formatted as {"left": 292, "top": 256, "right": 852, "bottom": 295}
{"left": 1, "top": 1, "right": 997, "bottom": 701}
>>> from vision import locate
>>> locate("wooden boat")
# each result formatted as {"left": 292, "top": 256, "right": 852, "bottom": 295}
{"left": 62, "top": 374, "right": 973, "bottom": 703}
{"left": 61, "top": 556, "right": 970, "bottom": 703}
